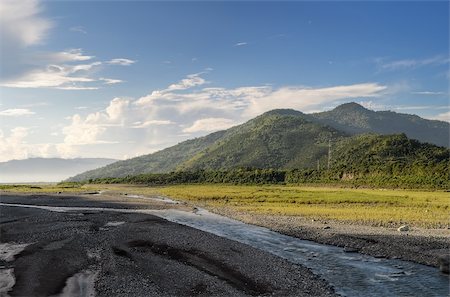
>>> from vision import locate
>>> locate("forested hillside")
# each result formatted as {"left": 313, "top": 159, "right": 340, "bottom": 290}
{"left": 69, "top": 103, "right": 449, "bottom": 183}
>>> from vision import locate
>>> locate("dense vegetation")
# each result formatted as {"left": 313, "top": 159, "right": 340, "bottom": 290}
{"left": 83, "top": 133, "right": 449, "bottom": 189}
{"left": 311, "top": 102, "right": 449, "bottom": 147}
{"left": 69, "top": 103, "right": 450, "bottom": 185}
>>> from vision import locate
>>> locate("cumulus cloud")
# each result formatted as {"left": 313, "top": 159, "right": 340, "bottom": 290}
{"left": 166, "top": 73, "right": 207, "bottom": 91}
{"left": 0, "top": 127, "right": 60, "bottom": 161}
{"left": 0, "top": 127, "right": 30, "bottom": 161}
{"left": 432, "top": 111, "right": 450, "bottom": 123}
{"left": 5, "top": 70, "right": 389, "bottom": 161}
{"left": 61, "top": 73, "right": 387, "bottom": 155}
{"left": 0, "top": 108, "right": 36, "bottom": 116}
{"left": 107, "top": 58, "right": 136, "bottom": 66}
{"left": 183, "top": 118, "right": 236, "bottom": 133}
{"left": 243, "top": 83, "right": 387, "bottom": 117}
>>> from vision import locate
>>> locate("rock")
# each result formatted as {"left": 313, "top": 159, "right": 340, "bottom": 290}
{"left": 323, "top": 226, "right": 331, "bottom": 230}
{"left": 397, "top": 225, "right": 409, "bottom": 232}
{"left": 438, "top": 255, "right": 449, "bottom": 274}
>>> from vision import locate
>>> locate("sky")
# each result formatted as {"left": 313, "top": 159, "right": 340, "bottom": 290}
{"left": 0, "top": 0, "right": 449, "bottom": 162}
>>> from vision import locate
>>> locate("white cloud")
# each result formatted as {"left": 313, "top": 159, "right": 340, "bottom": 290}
{"left": 167, "top": 73, "right": 207, "bottom": 91}
{"left": 0, "top": 0, "right": 52, "bottom": 79}
{"left": 234, "top": 42, "right": 248, "bottom": 47}
{"left": 101, "top": 78, "right": 123, "bottom": 85}
{"left": 243, "top": 83, "right": 387, "bottom": 117}
{"left": 9, "top": 71, "right": 389, "bottom": 162}
{"left": 48, "top": 49, "right": 94, "bottom": 62}
{"left": 0, "top": 61, "right": 99, "bottom": 89}
{"left": 358, "top": 100, "right": 386, "bottom": 110}
{"left": 411, "top": 91, "right": 445, "bottom": 95}
{"left": 107, "top": 58, "right": 136, "bottom": 66}
{"left": 0, "top": 50, "right": 129, "bottom": 89}
{"left": 0, "top": 127, "right": 30, "bottom": 161}
{"left": 0, "top": 0, "right": 52, "bottom": 47}
{"left": 70, "top": 26, "right": 87, "bottom": 34}
{"left": 432, "top": 111, "right": 450, "bottom": 123}
{"left": 0, "top": 0, "right": 131, "bottom": 90}
{"left": 183, "top": 118, "right": 235, "bottom": 133}
{"left": 0, "top": 127, "right": 59, "bottom": 162}
{"left": 132, "top": 120, "right": 174, "bottom": 128}
{"left": 379, "top": 55, "right": 449, "bottom": 71}
{"left": 0, "top": 108, "right": 36, "bottom": 116}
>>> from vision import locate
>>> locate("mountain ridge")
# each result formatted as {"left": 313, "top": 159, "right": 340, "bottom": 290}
{"left": 68, "top": 103, "right": 449, "bottom": 182}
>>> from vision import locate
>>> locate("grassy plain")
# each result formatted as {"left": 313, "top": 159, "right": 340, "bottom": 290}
{"left": 2, "top": 183, "right": 448, "bottom": 228}
{"left": 158, "top": 185, "right": 450, "bottom": 228}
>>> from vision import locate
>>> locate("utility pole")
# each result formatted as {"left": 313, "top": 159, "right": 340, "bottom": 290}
{"left": 328, "top": 139, "right": 332, "bottom": 170}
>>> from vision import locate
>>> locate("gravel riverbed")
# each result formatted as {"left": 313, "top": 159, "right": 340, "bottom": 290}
{"left": 0, "top": 194, "right": 336, "bottom": 297}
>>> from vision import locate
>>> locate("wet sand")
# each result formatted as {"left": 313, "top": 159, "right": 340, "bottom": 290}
{"left": 0, "top": 194, "right": 336, "bottom": 297}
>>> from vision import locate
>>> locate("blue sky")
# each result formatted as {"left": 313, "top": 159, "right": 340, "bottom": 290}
{"left": 0, "top": 0, "right": 448, "bottom": 161}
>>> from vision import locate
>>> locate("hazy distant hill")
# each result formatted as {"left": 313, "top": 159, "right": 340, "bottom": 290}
{"left": 311, "top": 102, "right": 449, "bottom": 147}
{"left": 0, "top": 158, "right": 117, "bottom": 183}
{"left": 69, "top": 103, "right": 449, "bottom": 181}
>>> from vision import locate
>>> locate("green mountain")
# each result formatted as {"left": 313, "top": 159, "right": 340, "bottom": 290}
{"left": 178, "top": 110, "right": 344, "bottom": 171}
{"left": 311, "top": 102, "right": 449, "bottom": 147}
{"left": 68, "top": 104, "right": 449, "bottom": 182}
{"left": 328, "top": 133, "right": 449, "bottom": 186}
{"left": 70, "top": 131, "right": 225, "bottom": 181}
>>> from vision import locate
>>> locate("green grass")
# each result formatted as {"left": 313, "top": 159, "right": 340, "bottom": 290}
{"left": 157, "top": 184, "right": 450, "bottom": 228}
{"left": 0, "top": 183, "right": 100, "bottom": 193}
{"left": 3, "top": 183, "right": 448, "bottom": 228}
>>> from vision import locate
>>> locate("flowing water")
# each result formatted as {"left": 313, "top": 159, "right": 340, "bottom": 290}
{"left": 1, "top": 202, "right": 448, "bottom": 297}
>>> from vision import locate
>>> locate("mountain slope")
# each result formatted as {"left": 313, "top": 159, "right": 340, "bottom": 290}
{"left": 325, "top": 133, "right": 450, "bottom": 187}
{"left": 69, "top": 130, "right": 226, "bottom": 181}
{"left": 69, "top": 103, "right": 449, "bottom": 182}
{"left": 311, "top": 102, "right": 449, "bottom": 147}
{"left": 0, "top": 158, "right": 117, "bottom": 183}
{"left": 178, "top": 110, "right": 344, "bottom": 170}
{"left": 69, "top": 110, "right": 344, "bottom": 181}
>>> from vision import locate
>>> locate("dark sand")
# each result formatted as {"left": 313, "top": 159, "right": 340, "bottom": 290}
{"left": 0, "top": 194, "right": 336, "bottom": 297}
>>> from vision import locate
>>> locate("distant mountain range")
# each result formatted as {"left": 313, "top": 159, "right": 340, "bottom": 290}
{"left": 69, "top": 103, "right": 449, "bottom": 182}
{"left": 0, "top": 158, "right": 117, "bottom": 183}
{"left": 311, "top": 102, "right": 449, "bottom": 147}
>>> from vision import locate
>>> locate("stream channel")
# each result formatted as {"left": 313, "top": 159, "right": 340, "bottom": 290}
{"left": 0, "top": 197, "right": 448, "bottom": 297}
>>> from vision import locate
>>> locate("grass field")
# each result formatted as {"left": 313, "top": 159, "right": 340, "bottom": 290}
{"left": 0, "top": 183, "right": 99, "bottom": 193}
{"left": 157, "top": 185, "right": 450, "bottom": 228}
{"left": 2, "top": 183, "right": 448, "bottom": 228}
